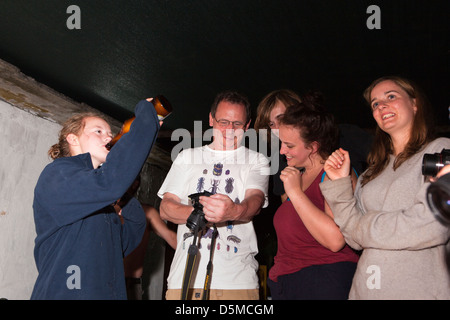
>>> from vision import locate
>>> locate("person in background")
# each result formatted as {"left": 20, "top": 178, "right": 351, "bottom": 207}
{"left": 255, "top": 89, "right": 302, "bottom": 203}
{"left": 31, "top": 98, "right": 160, "bottom": 299}
{"left": 321, "top": 76, "right": 450, "bottom": 299}
{"left": 268, "top": 97, "right": 359, "bottom": 299}
{"left": 255, "top": 90, "right": 373, "bottom": 203}
{"left": 158, "top": 91, "right": 269, "bottom": 300}
{"left": 114, "top": 176, "right": 177, "bottom": 300}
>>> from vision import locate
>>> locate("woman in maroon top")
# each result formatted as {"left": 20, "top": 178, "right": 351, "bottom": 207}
{"left": 268, "top": 98, "right": 359, "bottom": 299}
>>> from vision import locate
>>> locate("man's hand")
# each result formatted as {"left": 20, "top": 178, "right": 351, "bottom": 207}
{"left": 199, "top": 189, "right": 265, "bottom": 224}
{"left": 199, "top": 194, "right": 239, "bottom": 223}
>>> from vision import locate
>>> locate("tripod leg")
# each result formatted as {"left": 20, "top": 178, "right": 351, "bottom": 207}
{"left": 202, "top": 224, "right": 218, "bottom": 300}
{"left": 181, "top": 230, "right": 199, "bottom": 300}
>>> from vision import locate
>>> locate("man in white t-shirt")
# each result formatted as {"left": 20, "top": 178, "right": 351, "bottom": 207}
{"left": 158, "top": 91, "right": 269, "bottom": 300}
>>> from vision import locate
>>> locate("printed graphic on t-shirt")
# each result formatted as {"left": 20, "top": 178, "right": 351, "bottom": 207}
{"left": 183, "top": 162, "right": 242, "bottom": 254}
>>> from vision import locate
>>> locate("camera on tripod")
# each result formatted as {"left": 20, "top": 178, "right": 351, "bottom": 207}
{"left": 186, "top": 191, "right": 213, "bottom": 232}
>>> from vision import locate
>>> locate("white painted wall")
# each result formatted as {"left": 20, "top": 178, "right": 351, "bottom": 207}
{"left": 0, "top": 100, "right": 60, "bottom": 299}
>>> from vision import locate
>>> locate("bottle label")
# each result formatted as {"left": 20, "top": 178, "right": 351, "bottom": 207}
{"left": 158, "top": 113, "right": 170, "bottom": 121}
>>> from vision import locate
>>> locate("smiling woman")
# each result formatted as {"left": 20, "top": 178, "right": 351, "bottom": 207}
{"left": 369, "top": 81, "right": 418, "bottom": 149}
{"left": 321, "top": 76, "right": 450, "bottom": 299}
{"left": 361, "top": 76, "right": 434, "bottom": 186}
{"left": 268, "top": 96, "right": 359, "bottom": 300}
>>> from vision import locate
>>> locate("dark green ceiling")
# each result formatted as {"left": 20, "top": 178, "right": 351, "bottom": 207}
{"left": 0, "top": 0, "right": 448, "bottom": 134}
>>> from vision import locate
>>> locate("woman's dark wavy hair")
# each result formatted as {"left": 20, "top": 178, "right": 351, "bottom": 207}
{"left": 278, "top": 91, "right": 339, "bottom": 160}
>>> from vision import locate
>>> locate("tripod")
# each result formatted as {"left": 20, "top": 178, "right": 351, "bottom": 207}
{"left": 180, "top": 224, "right": 218, "bottom": 300}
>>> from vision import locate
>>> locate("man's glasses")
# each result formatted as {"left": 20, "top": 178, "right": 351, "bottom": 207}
{"left": 214, "top": 118, "right": 245, "bottom": 129}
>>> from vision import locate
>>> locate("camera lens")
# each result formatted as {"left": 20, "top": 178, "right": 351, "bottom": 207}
{"left": 422, "top": 153, "right": 441, "bottom": 177}
{"left": 427, "top": 173, "right": 450, "bottom": 225}
{"left": 186, "top": 209, "right": 207, "bottom": 232}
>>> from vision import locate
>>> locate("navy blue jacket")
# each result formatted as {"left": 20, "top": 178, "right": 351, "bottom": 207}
{"left": 31, "top": 100, "right": 159, "bottom": 299}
